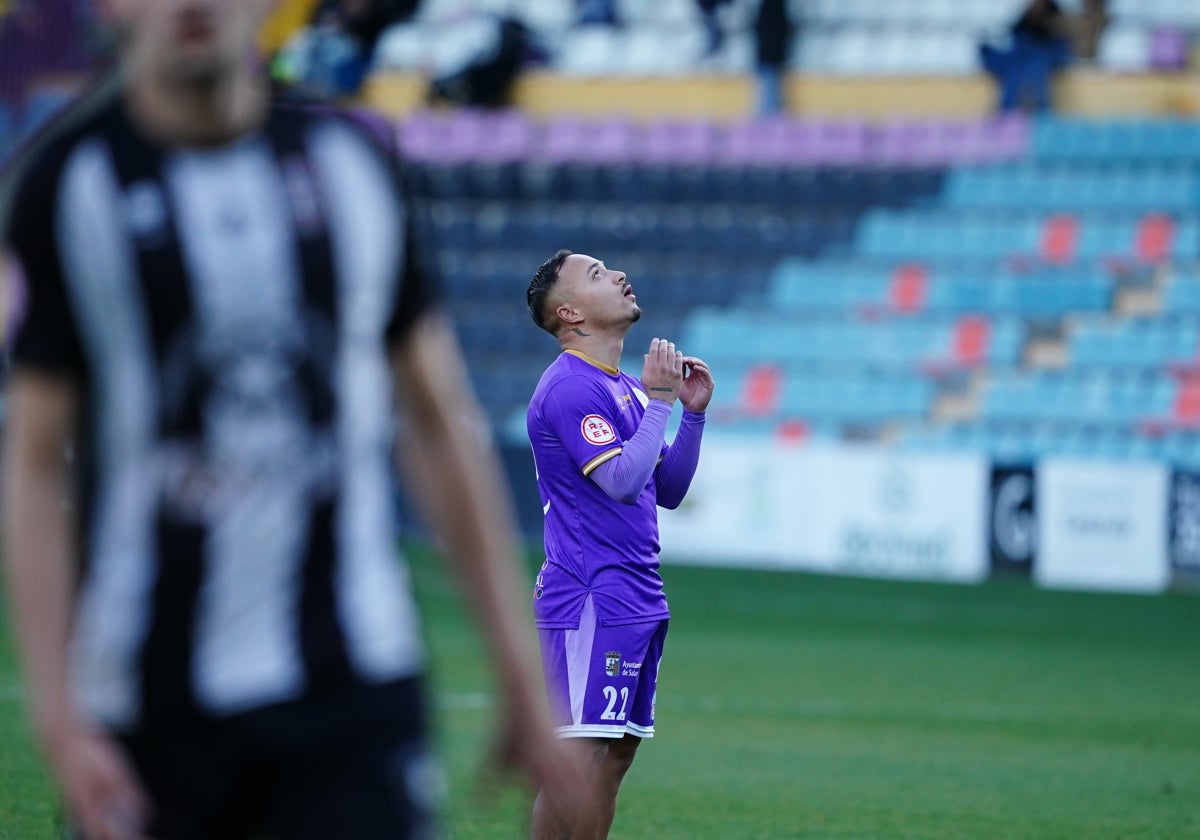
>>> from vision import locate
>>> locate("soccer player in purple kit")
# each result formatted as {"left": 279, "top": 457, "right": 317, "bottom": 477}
{"left": 524, "top": 249, "right": 714, "bottom": 839}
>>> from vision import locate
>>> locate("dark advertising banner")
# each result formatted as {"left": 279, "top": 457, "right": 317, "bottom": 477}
{"left": 989, "top": 466, "right": 1035, "bottom": 576}
{"left": 1169, "top": 471, "right": 1200, "bottom": 588}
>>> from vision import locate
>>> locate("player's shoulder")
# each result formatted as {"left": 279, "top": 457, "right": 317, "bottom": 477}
{"left": 533, "top": 355, "right": 618, "bottom": 405}
{"left": 538, "top": 352, "right": 594, "bottom": 384}
{"left": 1, "top": 77, "right": 122, "bottom": 237}
{"left": 270, "top": 89, "right": 402, "bottom": 162}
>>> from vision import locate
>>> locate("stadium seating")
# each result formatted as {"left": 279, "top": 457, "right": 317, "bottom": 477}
{"left": 373, "top": 0, "right": 1197, "bottom": 77}
{"left": 398, "top": 108, "right": 1200, "bottom": 467}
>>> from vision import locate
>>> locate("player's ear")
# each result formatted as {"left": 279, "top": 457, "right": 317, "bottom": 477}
{"left": 556, "top": 303, "right": 582, "bottom": 326}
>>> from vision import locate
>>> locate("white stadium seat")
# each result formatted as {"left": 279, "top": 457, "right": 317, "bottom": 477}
{"left": 1098, "top": 24, "right": 1151, "bottom": 72}
{"left": 555, "top": 27, "right": 622, "bottom": 75}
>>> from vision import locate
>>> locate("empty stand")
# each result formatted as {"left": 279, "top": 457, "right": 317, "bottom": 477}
{"left": 398, "top": 110, "right": 1200, "bottom": 466}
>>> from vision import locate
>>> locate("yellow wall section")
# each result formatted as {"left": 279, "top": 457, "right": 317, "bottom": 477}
{"left": 259, "top": 0, "right": 322, "bottom": 56}
{"left": 362, "top": 69, "right": 1200, "bottom": 120}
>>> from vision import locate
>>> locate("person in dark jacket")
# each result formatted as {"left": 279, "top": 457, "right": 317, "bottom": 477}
{"left": 981, "top": 0, "right": 1073, "bottom": 113}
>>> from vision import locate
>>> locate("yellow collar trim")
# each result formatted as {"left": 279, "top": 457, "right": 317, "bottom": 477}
{"left": 564, "top": 349, "right": 619, "bottom": 375}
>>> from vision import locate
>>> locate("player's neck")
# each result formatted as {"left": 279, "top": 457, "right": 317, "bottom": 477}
{"left": 559, "top": 331, "right": 624, "bottom": 372}
{"left": 124, "top": 66, "right": 269, "bottom": 149}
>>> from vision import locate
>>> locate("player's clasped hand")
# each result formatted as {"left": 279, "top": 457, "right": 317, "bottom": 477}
{"left": 641, "top": 337, "right": 684, "bottom": 404}
{"left": 679, "top": 355, "right": 715, "bottom": 413}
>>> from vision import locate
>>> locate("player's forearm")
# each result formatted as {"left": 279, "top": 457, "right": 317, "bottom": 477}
{"left": 2, "top": 417, "right": 79, "bottom": 748}
{"left": 655, "top": 410, "right": 705, "bottom": 509}
{"left": 589, "top": 399, "right": 671, "bottom": 504}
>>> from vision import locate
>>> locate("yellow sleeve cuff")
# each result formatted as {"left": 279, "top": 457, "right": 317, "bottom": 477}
{"left": 582, "top": 447, "right": 622, "bottom": 476}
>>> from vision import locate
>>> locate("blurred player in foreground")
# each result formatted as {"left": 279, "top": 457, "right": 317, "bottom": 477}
{"left": 0, "top": 1, "right": 576, "bottom": 838}
{"left": 525, "top": 250, "right": 714, "bottom": 839}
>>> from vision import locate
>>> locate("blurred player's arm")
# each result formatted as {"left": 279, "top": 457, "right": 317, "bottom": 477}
{"left": 3, "top": 124, "right": 152, "bottom": 839}
{"left": 389, "top": 311, "right": 579, "bottom": 799}
{"left": 3, "top": 369, "right": 80, "bottom": 757}
{"left": 2, "top": 369, "right": 152, "bottom": 840}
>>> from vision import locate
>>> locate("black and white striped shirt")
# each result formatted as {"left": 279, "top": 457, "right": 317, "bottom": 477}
{"left": 6, "top": 92, "right": 435, "bottom": 731}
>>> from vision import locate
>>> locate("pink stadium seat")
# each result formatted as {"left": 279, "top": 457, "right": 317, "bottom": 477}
{"left": 874, "top": 121, "right": 942, "bottom": 166}
{"left": 721, "top": 116, "right": 796, "bottom": 166}
{"left": 640, "top": 119, "right": 720, "bottom": 165}
{"left": 470, "top": 110, "right": 536, "bottom": 162}
{"left": 1135, "top": 214, "right": 1175, "bottom": 264}
{"left": 775, "top": 418, "right": 810, "bottom": 444}
{"left": 535, "top": 115, "right": 591, "bottom": 163}
{"left": 1172, "top": 376, "right": 1200, "bottom": 427}
{"left": 396, "top": 110, "right": 450, "bottom": 160}
{"left": 1040, "top": 215, "right": 1079, "bottom": 264}
{"left": 988, "top": 113, "right": 1031, "bottom": 157}
{"left": 533, "top": 115, "right": 639, "bottom": 164}
{"left": 805, "top": 120, "right": 871, "bottom": 165}
{"left": 1149, "top": 26, "right": 1190, "bottom": 70}
{"left": 439, "top": 110, "right": 517, "bottom": 163}
{"left": 741, "top": 364, "right": 783, "bottom": 418}
{"left": 566, "top": 116, "right": 639, "bottom": 164}
{"left": 952, "top": 316, "right": 991, "bottom": 368}
{"left": 889, "top": 264, "right": 928, "bottom": 313}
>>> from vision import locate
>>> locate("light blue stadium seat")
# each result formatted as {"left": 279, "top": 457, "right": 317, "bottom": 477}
{"left": 926, "top": 274, "right": 990, "bottom": 312}
{"left": 1076, "top": 218, "right": 1133, "bottom": 260}
{"left": 1165, "top": 280, "right": 1200, "bottom": 314}
{"left": 1035, "top": 117, "right": 1200, "bottom": 165}
{"left": 1173, "top": 218, "right": 1200, "bottom": 261}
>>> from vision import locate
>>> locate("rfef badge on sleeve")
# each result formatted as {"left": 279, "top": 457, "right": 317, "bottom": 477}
{"left": 581, "top": 414, "right": 616, "bottom": 445}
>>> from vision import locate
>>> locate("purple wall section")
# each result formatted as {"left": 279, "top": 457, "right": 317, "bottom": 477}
{"left": 397, "top": 109, "right": 1032, "bottom": 167}
{"left": 0, "top": 0, "right": 93, "bottom": 100}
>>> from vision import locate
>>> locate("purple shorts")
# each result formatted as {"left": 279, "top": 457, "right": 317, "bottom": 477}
{"left": 537, "top": 595, "right": 669, "bottom": 739}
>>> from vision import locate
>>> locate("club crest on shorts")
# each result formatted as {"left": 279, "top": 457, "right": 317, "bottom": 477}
{"left": 605, "top": 650, "right": 621, "bottom": 677}
{"left": 581, "top": 414, "right": 616, "bottom": 445}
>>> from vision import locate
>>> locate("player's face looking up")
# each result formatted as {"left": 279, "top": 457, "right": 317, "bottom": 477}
{"left": 554, "top": 253, "right": 641, "bottom": 331}
{"left": 103, "top": 0, "right": 275, "bottom": 84}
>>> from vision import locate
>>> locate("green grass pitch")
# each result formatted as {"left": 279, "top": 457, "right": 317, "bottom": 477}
{"left": 2, "top": 547, "right": 1198, "bottom": 839}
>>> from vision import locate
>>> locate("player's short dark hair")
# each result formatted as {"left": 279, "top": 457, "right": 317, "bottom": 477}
{"left": 526, "top": 249, "right": 573, "bottom": 335}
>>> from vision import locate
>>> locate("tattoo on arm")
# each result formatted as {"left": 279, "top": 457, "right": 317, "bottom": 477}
{"left": 571, "top": 328, "right": 591, "bottom": 337}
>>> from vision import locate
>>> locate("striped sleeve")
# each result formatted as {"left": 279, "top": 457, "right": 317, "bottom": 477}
{"left": 5, "top": 139, "right": 86, "bottom": 373}
{"left": 582, "top": 447, "right": 622, "bottom": 476}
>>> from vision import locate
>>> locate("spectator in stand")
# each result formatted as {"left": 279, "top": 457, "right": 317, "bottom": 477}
{"left": 754, "top": 0, "right": 792, "bottom": 114}
{"left": 695, "top": 0, "right": 732, "bottom": 57}
{"left": 694, "top": 0, "right": 792, "bottom": 113}
{"left": 274, "top": 0, "right": 420, "bottom": 98}
{"left": 576, "top": 0, "right": 619, "bottom": 27}
{"left": 980, "top": 0, "right": 1073, "bottom": 113}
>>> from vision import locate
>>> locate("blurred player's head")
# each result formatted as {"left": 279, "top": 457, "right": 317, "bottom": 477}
{"left": 527, "top": 250, "right": 639, "bottom": 338}
{"left": 102, "top": 0, "right": 276, "bottom": 86}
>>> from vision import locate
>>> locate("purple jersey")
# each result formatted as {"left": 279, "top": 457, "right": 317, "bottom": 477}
{"left": 527, "top": 350, "right": 670, "bottom": 629}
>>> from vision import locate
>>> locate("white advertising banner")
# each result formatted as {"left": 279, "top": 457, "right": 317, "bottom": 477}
{"left": 653, "top": 437, "right": 813, "bottom": 567}
{"left": 1036, "top": 459, "right": 1170, "bottom": 594}
{"left": 795, "top": 447, "right": 989, "bottom": 583}
{"left": 659, "top": 439, "right": 989, "bottom": 583}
